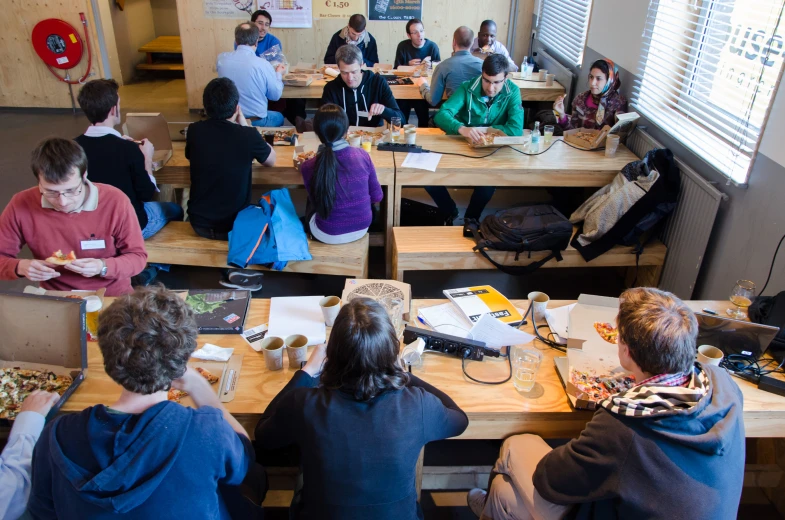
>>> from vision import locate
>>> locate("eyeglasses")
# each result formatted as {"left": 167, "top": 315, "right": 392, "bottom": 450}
{"left": 41, "top": 183, "right": 84, "bottom": 200}
{"left": 256, "top": 21, "right": 271, "bottom": 27}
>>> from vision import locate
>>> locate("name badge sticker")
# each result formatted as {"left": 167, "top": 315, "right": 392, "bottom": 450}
{"left": 81, "top": 239, "right": 106, "bottom": 250}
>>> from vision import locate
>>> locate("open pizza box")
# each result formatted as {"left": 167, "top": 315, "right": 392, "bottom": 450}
{"left": 341, "top": 279, "right": 412, "bottom": 322}
{"left": 255, "top": 126, "right": 298, "bottom": 146}
{"left": 465, "top": 127, "right": 526, "bottom": 148}
{"left": 122, "top": 113, "right": 174, "bottom": 171}
{"left": 292, "top": 141, "right": 317, "bottom": 170}
{"left": 282, "top": 74, "right": 315, "bottom": 87}
{"left": 348, "top": 125, "right": 390, "bottom": 145}
{"left": 23, "top": 286, "right": 106, "bottom": 306}
{"left": 181, "top": 353, "right": 243, "bottom": 405}
{"left": 0, "top": 292, "right": 87, "bottom": 421}
{"left": 563, "top": 125, "right": 612, "bottom": 150}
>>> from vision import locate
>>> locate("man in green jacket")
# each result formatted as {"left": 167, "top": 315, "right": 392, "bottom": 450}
{"left": 429, "top": 53, "right": 523, "bottom": 223}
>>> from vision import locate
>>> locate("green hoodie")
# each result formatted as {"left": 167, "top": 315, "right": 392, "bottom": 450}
{"left": 434, "top": 76, "right": 524, "bottom": 136}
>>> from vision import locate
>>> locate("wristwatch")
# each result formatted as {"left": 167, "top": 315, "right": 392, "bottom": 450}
{"left": 99, "top": 260, "right": 108, "bottom": 278}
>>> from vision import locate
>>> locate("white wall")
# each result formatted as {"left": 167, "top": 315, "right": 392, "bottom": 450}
{"left": 758, "top": 83, "right": 785, "bottom": 168}
{"left": 585, "top": 0, "right": 647, "bottom": 72}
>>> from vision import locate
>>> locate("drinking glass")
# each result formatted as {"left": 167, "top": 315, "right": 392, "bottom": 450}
{"left": 543, "top": 125, "right": 554, "bottom": 145}
{"left": 511, "top": 346, "right": 542, "bottom": 392}
{"left": 727, "top": 280, "right": 755, "bottom": 319}
{"left": 84, "top": 296, "right": 102, "bottom": 342}
{"left": 390, "top": 117, "right": 402, "bottom": 143}
{"left": 361, "top": 135, "right": 373, "bottom": 153}
{"left": 523, "top": 129, "right": 532, "bottom": 152}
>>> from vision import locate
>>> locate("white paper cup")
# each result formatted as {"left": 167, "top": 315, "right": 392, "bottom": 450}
{"left": 319, "top": 296, "right": 341, "bottom": 326}
{"left": 405, "top": 129, "right": 417, "bottom": 144}
{"left": 538, "top": 69, "right": 547, "bottom": 81}
{"left": 697, "top": 345, "right": 723, "bottom": 366}
{"left": 348, "top": 134, "right": 362, "bottom": 147}
{"left": 546, "top": 74, "right": 555, "bottom": 87}
{"left": 403, "top": 124, "right": 416, "bottom": 131}
{"left": 528, "top": 291, "right": 550, "bottom": 321}
{"left": 261, "top": 337, "right": 284, "bottom": 371}
{"left": 285, "top": 334, "right": 309, "bottom": 367}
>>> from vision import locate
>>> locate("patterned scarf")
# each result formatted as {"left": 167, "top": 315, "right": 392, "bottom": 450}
{"left": 595, "top": 58, "right": 619, "bottom": 125}
{"left": 600, "top": 364, "right": 710, "bottom": 417}
{"left": 340, "top": 26, "right": 370, "bottom": 47}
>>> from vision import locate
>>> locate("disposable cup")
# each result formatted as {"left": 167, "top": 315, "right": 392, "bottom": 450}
{"left": 527, "top": 291, "right": 550, "bottom": 321}
{"left": 405, "top": 129, "right": 417, "bottom": 145}
{"left": 348, "top": 134, "right": 362, "bottom": 147}
{"left": 538, "top": 69, "right": 547, "bottom": 81}
{"left": 697, "top": 345, "right": 723, "bottom": 366}
{"left": 285, "top": 334, "right": 309, "bottom": 367}
{"left": 605, "top": 134, "right": 620, "bottom": 157}
{"left": 546, "top": 74, "right": 555, "bottom": 86}
{"left": 261, "top": 337, "right": 285, "bottom": 371}
{"left": 320, "top": 296, "right": 341, "bottom": 326}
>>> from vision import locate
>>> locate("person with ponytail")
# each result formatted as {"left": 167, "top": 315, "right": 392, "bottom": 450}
{"left": 300, "top": 104, "right": 383, "bottom": 244}
{"left": 553, "top": 58, "right": 628, "bottom": 131}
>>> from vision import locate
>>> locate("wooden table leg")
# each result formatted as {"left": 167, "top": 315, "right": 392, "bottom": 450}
{"left": 394, "top": 182, "right": 403, "bottom": 227}
{"left": 146, "top": 52, "right": 153, "bottom": 64}
{"left": 384, "top": 186, "right": 394, "bottom": 279}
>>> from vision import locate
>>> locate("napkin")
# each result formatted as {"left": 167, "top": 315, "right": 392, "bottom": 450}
{"left": 324, "top": 67, "right": 340, "bottom": 78}
{"left": 192, "top": 343, "right": 234, "bottom": 362}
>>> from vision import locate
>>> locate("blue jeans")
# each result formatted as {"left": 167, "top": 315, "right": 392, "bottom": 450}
{"left": 250, "top": 111, "right": 285, "bottom": 127}
{"left": 142, "top": 201, "right": 184, "bottom": 239}
{"left": 424, "top": 186, "right": 496, "bottom": 221}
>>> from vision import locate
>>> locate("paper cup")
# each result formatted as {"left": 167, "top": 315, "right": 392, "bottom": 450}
{"left": 403, "top": 124, "right": 416, "bottom": 131}
{"left": 320, "top": 296, "right": 341, "bottom": 326}
{"left": 405, "top": 129, "right": 417, "bottom": 144}
{"left": 528, "top": 291, "right": 550, "bottom": 321}
{"left": 697, "top": 345, "right": 723, "bottom": 366}
{"left": 348, "top": 134, "right": 362, "bottom": 147}
{"left": 538, "top": 69, "right": 547, "bottom": 81}
{"left": 285, "top": 334, "right": 309, "bottom": 367}
{"left": 261, "top": 337, "right": 284, "bottom": 371}
{"left": 546, "top": 74, "right": 555, "bottom": 87}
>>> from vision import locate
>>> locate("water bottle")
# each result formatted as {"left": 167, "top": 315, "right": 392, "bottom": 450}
{"left": 531, "top": 121, "right": 540, "bottom": 152}
{"left": 522, "top": 56, "right": 531, "bottom": 78}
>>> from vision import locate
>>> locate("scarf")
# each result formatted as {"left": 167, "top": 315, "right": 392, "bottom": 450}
{"left": 600, "top": 364, "right": 710, "bottom": 418}
{"left": 594, "top": 58, "right": 619, "bottom": 125}
{"left": 339, "top": 26, "right": 370, "bottom": 47}
{"left": 317, "top": 139, "right": 349, "bottom": 154}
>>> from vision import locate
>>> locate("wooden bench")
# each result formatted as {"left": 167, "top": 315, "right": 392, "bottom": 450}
{"left": 392, "top": 226, "right": 666, "bottom": 285}
{"left": 137, "top": 36, "right": 184, "bottom": 71}
{"left": 146, "top": 222, "right": 369, "bottom": 278}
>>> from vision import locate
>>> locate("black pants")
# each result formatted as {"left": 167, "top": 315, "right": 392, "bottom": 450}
{"left": 398, "top": 99, "right": 431, "bottom": 127}
{"left": 192, "top": 225, "right": 230, "bottom": 241}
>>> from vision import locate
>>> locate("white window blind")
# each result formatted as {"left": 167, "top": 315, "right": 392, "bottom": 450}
{"left": 537, "top": 0, "right": 592, "bottom": 66}
{"left": 633, "top": 0, "right": 785, "bottom": 184}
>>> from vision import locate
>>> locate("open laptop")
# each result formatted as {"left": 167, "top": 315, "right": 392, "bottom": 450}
{"left": 696, "top": 313, "right": 779, "bottom": 359}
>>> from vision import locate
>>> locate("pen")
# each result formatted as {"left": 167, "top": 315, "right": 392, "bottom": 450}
{"left": 702, "top": 308, "right": 718, "bottom": 316}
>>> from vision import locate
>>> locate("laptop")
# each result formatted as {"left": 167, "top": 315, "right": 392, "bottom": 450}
{"left": 696, "top": 313, "right": 780, "bottom": 359}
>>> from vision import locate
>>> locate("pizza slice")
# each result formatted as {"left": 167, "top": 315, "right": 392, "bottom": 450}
{"left": 46, "top": 250, "right": 77, "bottom": 266}
{"left": 168, "top": 388, "right": 188, "bottom": 403}
{"left": 593, "top": 322, "right": 619, "bottom": 344}
{"left": 195, "top": 367, "right": 219, "bottom": 385}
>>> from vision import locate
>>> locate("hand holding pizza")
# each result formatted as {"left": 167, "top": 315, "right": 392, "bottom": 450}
{"left": 20, "top": 390, "right": 60, "bottom": 418}
{"left": 64, "top": 258, "right": 105, "bottom": 278}
{"left": 16, "top": 259, "right": 60, "bottom": 282}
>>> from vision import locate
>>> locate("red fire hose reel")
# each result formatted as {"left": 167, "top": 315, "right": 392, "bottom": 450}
{"left": 32, "top": 14, "right": 93, "bottom": 84}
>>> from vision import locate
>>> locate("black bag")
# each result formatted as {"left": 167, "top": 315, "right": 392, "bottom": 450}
{"left": 465, "top": 204, "right": 573, "bottom": 275}
{"left": 571, "top": 148, "right": 681, "bottom": 262}
{"left": 749, "top": 292, "right": 785, "bottom": 362}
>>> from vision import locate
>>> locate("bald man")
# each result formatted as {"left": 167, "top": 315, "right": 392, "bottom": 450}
{"left": 415, "top": 26, "right": 484, "bottom": 107}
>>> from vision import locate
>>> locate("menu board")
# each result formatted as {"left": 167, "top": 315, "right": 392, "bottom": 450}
{"left": 368, "top": 0, "right": 422, "bottom": 21}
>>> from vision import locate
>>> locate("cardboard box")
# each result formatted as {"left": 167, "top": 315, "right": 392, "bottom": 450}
{"left": 23, "top": 286, "right": 106, "bottom": 302}
{"left": 563, "top": 125, "right": 611, "bottom": 150}
{"left": 342, "top": 279, "right": 412, "bottom": 322}
{"left": 282, "top": 74, "right": 314, "bottom": 87}
{"left": 291, "top": 62, "right": 319, "bottom": 73}
{"left": 255, "top": 127, "right": 298, "bottom": 146}
{"left": 123, "top": 113, "right": 174, "bottom": 171}
{"left": 465, "top": 127, "right": 526, "bottom": 148}
{"left": 180, "top": 354, "right": 243, "bottom": 404}
{"left": 0, "top": 292, "right": 87, "bottom": 420}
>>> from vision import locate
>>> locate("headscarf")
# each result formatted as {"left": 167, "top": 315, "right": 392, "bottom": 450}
{"left": 595, "top": 58, "right": 620, "bottom": 125}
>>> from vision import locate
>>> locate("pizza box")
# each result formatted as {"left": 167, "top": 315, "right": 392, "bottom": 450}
{"left": 563, "top": 125, "right": 612, "bottom": 150}
{"left": 291, "top": 62, "right": 319, "bottom": 73}
{"left": 348, "top": 125, "right": 389, "bottom": 145}
{"left": 184, "top": 290, "right": 251, "bottom": 334}
{"left": 0, "top": 292, "right": 87, "bottom": 421}
{"left": 255, "top": 126, "right": 298, "bottom": 146}
{"left": 392, "top": 65, "right": 419, "bottom": 76}
{"left": 342, "top": 279, "right": 412, "bottom": 322}
{"left": 282, "top": 74, "right": 314, "bottom": 87}
{"left": 23, "top": 286, "right": 106, "bottom": 304}
{"left": 566, "top": 294, "right": 620, "bottom": 354}
{"left": 122, "top": 113, "right": 174, "bottom": 171}
{"left": 464, "top": 127, "right": 526, "bottom": 148}
{"left": 554, "top": 348, "right": 632, "bottom": 411}
{"left": 179, "top": 354, "right": 243, "bottom": 405}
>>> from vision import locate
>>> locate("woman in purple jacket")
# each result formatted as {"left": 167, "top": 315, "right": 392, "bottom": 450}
{"left": 300, "top": 104, "right": 383, "bottom": 244}
{"left": 553, "top": 58, "right": 628, "bottom": 130}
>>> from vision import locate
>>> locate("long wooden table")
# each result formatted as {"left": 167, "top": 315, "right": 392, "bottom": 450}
{"left": 62, "top": 299, "right": 785, "bottom": 439}
{"left": 281, "top": 77, "right": 565, "bottom": 101}
{"left": 393, "top": 136, "right": 640, "bottom": 226}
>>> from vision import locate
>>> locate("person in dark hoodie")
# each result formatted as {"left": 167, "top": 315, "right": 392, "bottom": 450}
{"left": 324, "top": 13, "right": 378, "bottom": 67}
{"left": 467, "top": 287, "right": 745, "bottom": 520}
{"left": 321, "top": 44, "right": 403, "bottom": 128}
{"left": 256, "top": 297, "right": 469, "bottom": 520}
{"left": 27, "top": 285, "right": 259, "bottom": 519}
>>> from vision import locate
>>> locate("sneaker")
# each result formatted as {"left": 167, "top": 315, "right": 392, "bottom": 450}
{"left": 131, "top": 266, "right": 158, "bottom": 287}
{"left": 467, "top": 488, "right": 487, "bottom": 518}
{"left": 445, "top": 208, "right": 460, "bottom": 226}
{"left": 219, "top": 279, "right": 262, "bottom": 292}
{"left": 220, "top": 269, "right": 264, "bottom": 292}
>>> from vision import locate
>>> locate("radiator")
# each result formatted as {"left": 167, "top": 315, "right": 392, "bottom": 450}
{"left": 625, "top": 129, "right": 727, "bottom": 299}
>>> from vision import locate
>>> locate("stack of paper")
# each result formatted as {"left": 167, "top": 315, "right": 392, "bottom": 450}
{"left": 267, "top": 296, "right": 326, "bottom": 346}
{"left": 417, "top": 302, "right": 534, "bottom": 350}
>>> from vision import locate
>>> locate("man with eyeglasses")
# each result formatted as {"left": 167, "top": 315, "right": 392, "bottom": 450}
{"left": 250, "top": 9, "right": 282, "bottom": 56}
{"left": 324, "top": 14, "right": 379, "bottom": 67}
{"left": 0, "top": 138, "right": 147, "bottom": 295}
{"left": 394, "top": 18, "right": 441, "bottom": 126}
{"left": 470, "top": 20, "right": 518, "bottom": 72}
{"left": 431, "top": 54, "right": 523, "bottom": 224}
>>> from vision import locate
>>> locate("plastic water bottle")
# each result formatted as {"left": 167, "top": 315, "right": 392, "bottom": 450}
{"left": 531, "top": 121, "right": 540, "bottom": 153}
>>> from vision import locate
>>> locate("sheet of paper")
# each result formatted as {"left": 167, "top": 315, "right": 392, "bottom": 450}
{"left": 402, "top": 152, "right": 442, "bottom": 171}
{"left": 468, "top": 313, "right": 535, "bottom": 350}
{"left": 268, "top": 296, "right": 326, "bottom": 346}
{"left": 242, "top": 323, "right": 269, "bottom": 352}
{"left": 544, "top": 303, "right": 575, "bottom": 342}
{"left": 418, "top": 302, "right": 474, "bottom": 338}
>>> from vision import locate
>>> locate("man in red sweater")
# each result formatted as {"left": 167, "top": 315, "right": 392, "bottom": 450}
{"left": 0, "top": 138, "right": 147, "bottom": 296}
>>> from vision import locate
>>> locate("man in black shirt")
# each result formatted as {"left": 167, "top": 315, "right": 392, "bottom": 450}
{"left": 187, "top": 77, "right": 275, "bottom": 241}
{"left": 395, "top": 19, "right": 441, "bottom": 126}
{"left": 75, "top": 79, "right": 184, "bottom": 239}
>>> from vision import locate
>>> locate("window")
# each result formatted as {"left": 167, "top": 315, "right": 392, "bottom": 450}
{"left": 537, "top": 0, "right": 593, "bottom": 66}
{"left": 633, "top": 0, "right": 785, "bottom": 184}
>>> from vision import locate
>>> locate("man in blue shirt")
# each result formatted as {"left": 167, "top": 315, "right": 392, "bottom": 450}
{"left": 218, "top": 22, "right": 286, "bottom": 127}
{"left": 415, "top": 26, "right": 483, "bottom": 108}
{"left": 251, "top": 9, "right": 282, "bottom": 56}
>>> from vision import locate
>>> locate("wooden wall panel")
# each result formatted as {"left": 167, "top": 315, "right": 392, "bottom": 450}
{"left": 0, "top": 0, "right": 106, "bottom": 108}
{"left": 176, "top": 0, "right": 533, "bottom": 109}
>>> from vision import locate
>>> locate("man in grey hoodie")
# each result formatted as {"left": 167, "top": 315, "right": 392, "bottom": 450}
{"left": 468, "top": 287, "right": 745, "bottom": 520}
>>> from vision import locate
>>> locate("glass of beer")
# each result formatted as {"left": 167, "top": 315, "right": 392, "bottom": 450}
{"left": 543, "top": 125, "right": 554, "bottom": 145}
{"left": 727, "top": 280, "right": 755, "bottom": 319}
{"left": 390, "top": 117, "right": 402, "bottom": 143}
{"left": 84, "top": 296, "right": 103, "bottom": 341}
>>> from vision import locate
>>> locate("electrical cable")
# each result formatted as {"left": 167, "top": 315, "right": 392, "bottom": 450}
{"left": 758, "top": 232, "right": 785, "bottom": 296}
{"left": 461, "top": 345, "right": 513, "bottom": 385}
{"left": 521, "top": 300, "right": 567, "bottom": 352}
{"left": 426, "top": 138, "right": 606, "bottom": 160}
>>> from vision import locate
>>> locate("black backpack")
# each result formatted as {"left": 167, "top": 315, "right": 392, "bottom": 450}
{"left": 465, "top": 204, "right": 573, "bottom": 275}
{"left": 571, "top": 148, "right": 681, "bottom": 262}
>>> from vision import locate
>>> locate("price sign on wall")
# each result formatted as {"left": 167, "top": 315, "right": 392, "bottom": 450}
{"left": 368, "top": 0, "right": 422, "bottom": 21}
{"left": 314, "top": 0, "right": 365, "bottom": 19}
